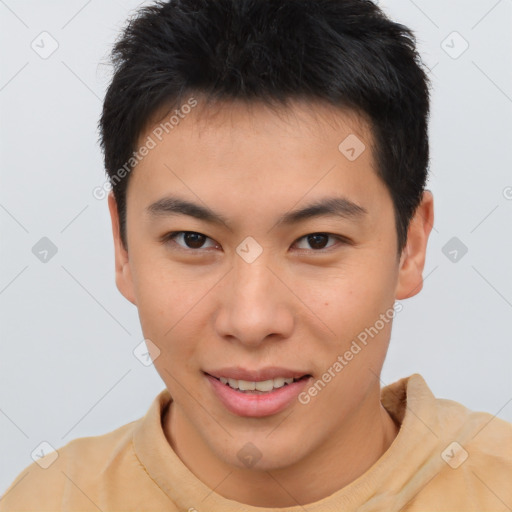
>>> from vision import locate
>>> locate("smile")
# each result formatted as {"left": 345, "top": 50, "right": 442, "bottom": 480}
{"left": 204, "top": 371, "right": 313, "bottom": 417}
{"left": 217, "top": 376, "right": 308, "bottom": 393}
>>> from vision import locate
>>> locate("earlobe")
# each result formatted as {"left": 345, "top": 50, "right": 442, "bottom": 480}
{"left": 395, "top": 190, "right": 434, "bottom": 300}
{"left": 107, "top": 191, "right": 137, "bottom": 305}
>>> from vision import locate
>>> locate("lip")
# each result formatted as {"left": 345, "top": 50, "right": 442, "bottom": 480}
{"left": 204, "top": 372, "right": 313, "bottom": 418}
{"left": 204, "top": 366, "right": 310, "bottom": 381}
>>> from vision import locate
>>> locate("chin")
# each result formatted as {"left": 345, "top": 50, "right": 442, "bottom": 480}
{"left": 218, "top": 432, "right": 312, "bottom": 472}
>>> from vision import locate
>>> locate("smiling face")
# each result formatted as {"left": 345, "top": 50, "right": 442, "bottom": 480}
{"left": 108, "top": 97, "right": 432, "bottom": 489}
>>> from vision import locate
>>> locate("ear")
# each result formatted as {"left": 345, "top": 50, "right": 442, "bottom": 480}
{"left": 107, "top": 191, "right": 137, "bottom": 305}
{"left": 395, "top": 190, "right": 434, "bottom": 300}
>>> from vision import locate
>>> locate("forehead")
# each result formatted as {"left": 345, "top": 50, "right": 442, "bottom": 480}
{"left": 127, "top": 97, "right": 390, "bottom": 228}
{"left": 142, "top": 97, "right": 373, "bottom": 151}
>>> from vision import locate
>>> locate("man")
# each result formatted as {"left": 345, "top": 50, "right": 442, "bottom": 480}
{"left": 2, "top": 0, "right": 511, "bottom": 510}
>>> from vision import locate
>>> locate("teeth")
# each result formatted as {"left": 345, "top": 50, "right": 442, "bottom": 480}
{"left": 239, "top": 380, "right": 256, "bottom": 391}
{"left": 218, "top": 376, "right": 297, "bottom": 391}
{"left": 255, "top": 379, "right": 274, "bottom": 392}
{"left": 273, "top": 377, "right": 285, "bottom": 388}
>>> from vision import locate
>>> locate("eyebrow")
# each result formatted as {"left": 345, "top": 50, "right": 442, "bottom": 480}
{"left": 146, "top": 195, "right": 368, "bottom": 228}
{"left": 275, "top": 196, "right": 368, "bottom": 227}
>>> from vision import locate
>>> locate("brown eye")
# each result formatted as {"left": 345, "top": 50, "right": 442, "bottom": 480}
{"left": 181, "top": 232, "right": 207, "bottom": 249}
{"left": 163, "top": 231, "right": 217, "bottom": 250}
{"left": 294, "top": 233, "right": 341, "bottom": 251}
{"left": 307, "top": 234, "right": 329, "bottom": 250}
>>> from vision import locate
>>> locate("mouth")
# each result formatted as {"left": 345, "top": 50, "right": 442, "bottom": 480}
{"left": 203, "top": 370, "right": 314, "bottom": 417}
{"left": 205, "top": 372, "right": 311, "bottom": 395}
{"left": 205, "top": 373, "right": 312, "bottom": 394}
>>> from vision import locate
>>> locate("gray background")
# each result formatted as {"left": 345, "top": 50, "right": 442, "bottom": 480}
{"left": 1, "top": 0, "right": 511, "bottom": 496}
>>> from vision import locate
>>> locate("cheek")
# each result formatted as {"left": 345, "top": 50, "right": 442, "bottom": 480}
{"left": 317, "top": 258, "right": 398, "bottom": 345}
{"left": 130, "top": 258, "right": 214, "bottom": 369}
{"left": 131, "top": 268, "right": 170, "bottom": 333}
{"left": 129, "top": 260, "right": 184, "bottom": 342}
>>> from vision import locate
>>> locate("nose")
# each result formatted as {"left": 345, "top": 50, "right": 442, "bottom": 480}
{"left": 213, "top": 254, "right": 295, "bottom": 348}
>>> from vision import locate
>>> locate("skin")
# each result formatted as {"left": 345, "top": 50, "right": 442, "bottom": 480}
{"left": 108, "top": 98, "right": 434, "bottom": 507}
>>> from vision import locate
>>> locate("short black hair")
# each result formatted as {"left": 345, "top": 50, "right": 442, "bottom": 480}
{"left": 99, "top": 0, "right": 430, "bottom": 255}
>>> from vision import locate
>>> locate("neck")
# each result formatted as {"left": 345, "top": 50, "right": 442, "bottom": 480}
{"left": 164, "top": 391, "right": 399, "bottom": 507}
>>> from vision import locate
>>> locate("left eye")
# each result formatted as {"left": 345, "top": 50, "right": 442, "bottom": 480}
{"left": 294, "top": 233, "right": 341, "bottom": 251}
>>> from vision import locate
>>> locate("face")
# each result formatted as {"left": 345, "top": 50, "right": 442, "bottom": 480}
{"left": 109, "top": 98, "right": 432, "bottom": 472}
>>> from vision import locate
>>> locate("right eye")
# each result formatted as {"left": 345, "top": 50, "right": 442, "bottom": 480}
{"left": 161, "top": 231, "right": 220, "bottom": 251}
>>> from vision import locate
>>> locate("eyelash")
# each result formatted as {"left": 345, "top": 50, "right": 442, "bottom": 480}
{"left": 160, "top": 231, "right": 351, "bottom": 253}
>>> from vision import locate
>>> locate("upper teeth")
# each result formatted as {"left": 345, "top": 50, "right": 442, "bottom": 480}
{"left": 219, "top": 377, "right": 295, "bottom": 391}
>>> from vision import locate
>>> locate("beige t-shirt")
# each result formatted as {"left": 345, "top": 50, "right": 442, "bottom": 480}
{"left": 1, "top": 374, "right": 511, "bottom": 511}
